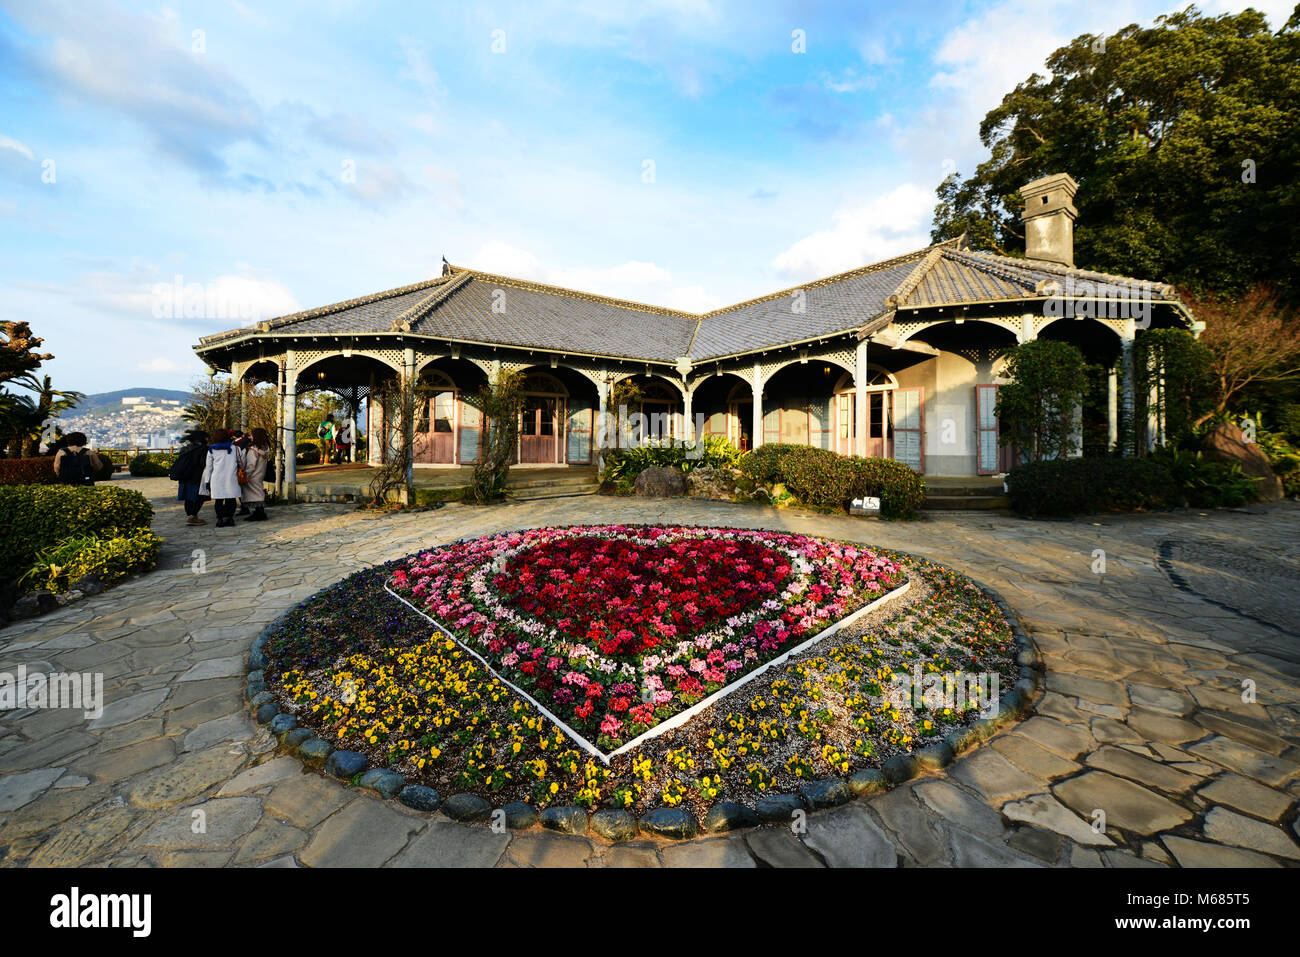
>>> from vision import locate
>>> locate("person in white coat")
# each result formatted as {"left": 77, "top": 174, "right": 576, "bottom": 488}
{"left": 200, "top": 428, "right": 243, "bottom": 527}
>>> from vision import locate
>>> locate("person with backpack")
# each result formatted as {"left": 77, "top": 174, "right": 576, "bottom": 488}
{"left": 171, "top": 429, "right": 210, "bottom": 526}
{"left": 316, "top": 414, "right": 335, "bottom": 465}
{"left": 240, "top": 428, "right": 272, "bottom": 521}
{"left": 334, "top": 418, "right": 353, "bottom": 463}
{"left": 199, "top": 428, "right": 242, "bottom": 528}
{"left": 53, "top": 432, "right": 104, "bottom": 485}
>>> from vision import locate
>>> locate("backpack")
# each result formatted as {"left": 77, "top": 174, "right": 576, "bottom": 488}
{"left": 59, "top": 448, "right": 92, "bottom": 485}
{"left": 169, "top": 446, "right": 206, "bottom": 483}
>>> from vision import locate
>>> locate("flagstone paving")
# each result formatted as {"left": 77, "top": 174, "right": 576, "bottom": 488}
{"left": 2, "top": 476, "right": 1298, "bottom": 868}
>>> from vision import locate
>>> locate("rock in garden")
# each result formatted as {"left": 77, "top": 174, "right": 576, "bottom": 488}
{"left": 848, "top": 769, "right": 887, "bottom": 796}
{"left": 755, "top": 793, "right": 804, "bottom": 823}
{"left": 1202, "top": 421, "right": 1282, "bottom": 500}
{"left": 248, "top": 647, "right": 269, "bottom": 670}
{"left": 245, "top": 680, "right": 267, "bottom": 699}
{"left": 685, "top": 466, "right": 737, "bottom": 500}
{"left": 499, "top": 801, "right": 539, "bottom": 830}
{"left": 283, "top": 728, "right": 314, "bottom": 750}
{"left": 590, "top": 809, "right": 638, "bottom": 842}
{"left": 440, "top": 792, "right": 492, "bottom": 823}
{"left": 358, "top": 768, "right": 405, "bottom": 799}
{"left": 298, "top": 738, "right": 333, "bottom": 765}
{"left": 800, "top": 778, "right": 852, "bottom": 809}
{"left": 633, "top": 466, "right": 686, "bottom": 498}
{"left": 540, "top": 806, "right": 588, "bottom": 835}
{"left": 639, "top": 807, "right": 699, "bottom": 840}
{"left": 915, "top": 742, "right": 955, "bottom": 771}
{"left": 703, "top": 801, "right": 759, "bottom": 833}
{"left": 324, "top": 749, "right": 368, "bottom": 780}
{"left": 255, "top": 703, "right": 278, "bottom": 725}
{"left": 12, "top": 591, "right": 57, "bottom": 620}
{"left": 249, "top": 690, "right": 275, "bottom": 709}
{"left": 882, "top": 753, "right": 918, "bottom": 784}
{"left": 398, "top": 785, "right": 442, "bottom": 812}
{"left": 72, "top": 574, "right": 103, "bottom": 596}
{"left": 268, "top": 713, "right": 298, "bottom": 736}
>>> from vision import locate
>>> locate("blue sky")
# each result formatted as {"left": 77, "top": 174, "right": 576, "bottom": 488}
{"left": 0, "top": 0, "right": 1291, "bottom": 394}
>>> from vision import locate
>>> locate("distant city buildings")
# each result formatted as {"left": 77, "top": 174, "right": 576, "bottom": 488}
{"left": 55, "top": 396, "right": 188, "bottom": 449}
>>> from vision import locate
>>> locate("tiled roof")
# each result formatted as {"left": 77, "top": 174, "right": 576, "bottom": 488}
{"left": 195, "top": 238, "right": 1179, "bottom": 363}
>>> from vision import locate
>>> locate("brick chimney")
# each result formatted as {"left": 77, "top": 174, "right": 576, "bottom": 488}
{"left": 1021, "top": 173, "right": 1078, "bottom": 267}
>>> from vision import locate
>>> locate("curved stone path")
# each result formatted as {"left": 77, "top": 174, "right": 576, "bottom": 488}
{"left": 2, "top": 477, "right": 1298, "bottom": 867}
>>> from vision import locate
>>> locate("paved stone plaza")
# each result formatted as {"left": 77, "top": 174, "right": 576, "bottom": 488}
{"left": 1, "top": 477, "right": 1298, "bottom": 867}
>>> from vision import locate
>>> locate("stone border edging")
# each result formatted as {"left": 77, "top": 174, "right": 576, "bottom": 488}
{"left": 243, "top": 544, "right": 1043, "bottom": 843}
{"left": 1157, "top": 539, "right": 1299, "bottom": 638}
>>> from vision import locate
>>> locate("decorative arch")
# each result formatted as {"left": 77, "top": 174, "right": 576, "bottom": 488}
{"left": 758, "top": 353, "right": 855, "bottom": 389}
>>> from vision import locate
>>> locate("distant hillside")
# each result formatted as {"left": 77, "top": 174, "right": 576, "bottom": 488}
{"left": 77, "top": 388, "right": 191, "bottom": 416}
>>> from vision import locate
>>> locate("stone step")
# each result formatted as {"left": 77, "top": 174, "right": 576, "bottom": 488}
{"left": 923, "top": 494, "right": 1010, "bottom": 510}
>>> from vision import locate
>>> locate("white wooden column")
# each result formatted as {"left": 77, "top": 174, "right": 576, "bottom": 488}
{"left": 1120, "top": 332, "right": 1135, "bottom": 457}
{"left": 283, "top": 350, "right": 298, "bottom": 495}
{"left": 403, "top": 347, "right": 416, "bottom": 494}
{"left": 682, "top": 388, "right": 693, "bottom": 444}
{"left": 854, "top": 339, "right": 868, "bottom": 457}
{"left": 1107, "top": 368, "right": 1118, "bottom": 452}
{"left": 751, "top": 362, "right": 764, "bottom": 450}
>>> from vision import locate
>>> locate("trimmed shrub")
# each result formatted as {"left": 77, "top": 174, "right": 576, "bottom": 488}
{"left": 128, "top": 451, "right": 178, "bottom": 477}
{"left": 0, "top": 457, "right": 57, "bottom": 486}
{"left": 21, "top": 529, "right": 163, "bottom": 593}
{"left": 0, "top": 485, "right": 154, "bottom": 571}
{"left": 737, "top": 444, "right": 926, "bottom": 518}
{"left": 1005, "top": 458, "right": 1179, "bottom": 517}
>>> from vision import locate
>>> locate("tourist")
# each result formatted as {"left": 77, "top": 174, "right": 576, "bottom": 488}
{"left": 52, "top": 432, "right": 104, "bottom": 485}
{"left": 231, "top": 430, "right": 252, "bottom": 515}
{"left": 240, "top": 428, "right": 272, "bottom": 521}
{"left": 316, "top": 414, "right": 335, "bottom": 465}
{"left": 334, "top": 418, "right": 353, "bottom": 463}
{"left": 170, "top": 428, "right": 210, "bottom": 526}
{"left": 200, "top": 428, "right": 243, "bottom": 527}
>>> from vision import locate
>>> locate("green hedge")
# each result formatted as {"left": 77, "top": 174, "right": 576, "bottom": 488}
{"left": 0, "top": 485, "right": 154, "bottom": 571}
{"left": 21, "top": 529, "right": 163, "bottom": 593}
{"left": 737, "top": 444, "right": 927, "bottom": 518}
{"left": 0, "top": 457, "right": 57, "bottom": 486}
{"left": 1005, "top": 458, "right": 1180, "bottom": 517}
{"left": 128, "top": 451, "right": 179, "bottom": 477}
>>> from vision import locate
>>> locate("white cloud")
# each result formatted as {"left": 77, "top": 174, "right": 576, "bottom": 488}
{"left": 466, "top": 242, "right": 720, "bottom": 311}
{"left": 0, "top": 135, "right": 35, "bottom": 160}
{"left": 136, "top": 356, "right": 183, "bottom": 373}
{"left": 769, "top": 183, "right": 935, "bottom": 280}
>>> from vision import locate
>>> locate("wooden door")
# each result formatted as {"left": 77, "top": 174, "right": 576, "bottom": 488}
{"left": 565, "top": 400, "right": 592, "bottom": 464}
{"left": 976, "top": 384, "right": 999, "bottom": 475}
{"left": 865, "top": 391, "right": 890, "bottom": 458}
{"left": 520, "top": 396, "right": 558, "bottom": 463}
{"left": 892, "top": 387, "right": 924, "bottom": 472}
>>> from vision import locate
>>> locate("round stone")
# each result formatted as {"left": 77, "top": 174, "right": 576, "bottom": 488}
{"left": 268, "top": 713, "right": 298, "bottom": 735}
{"left": 245, "top": 680, "right": 267, "bottom": 699}
{"left": 800, "top": 778, "right": 852, "bottom": 809}
{"left": 297, "top": 738, "right": 333, "bottom": 765}
{"left": 248, "top": 648, "right": 268, "bottom": 670}
{"left": 539, "top": 806, "right": 588, "bottom": 835}
{"left": 639, "top": 807, "right": 698, "bottom": 840}
{"left": 325, "top": 749, "right": 368, "bottom": 780}
{"left": 398, "top": 785, "right": 442, "bottom": 812}
{"left": 882, "top": 753, "right": 918, "bottom": 784}
{"left": 755, "top": 793, "right": 804, "bottom": 822}
{"left": 915, "top": 741, "right": 954, "bottom": 771}
{"left": 590, "top": 809, "right": 638, "bottom": 842}
{"left": 249, "top": 690, "right": 275, "bottom": 709}
{"left": 441, "top": 793, "right": 492, "bottom": 823}
{"left": 848, "top": 769, "right": 886, "bottom": 796}
{"left": 283, "top": 728, "right": 314, "bottom": 750}
{"left": 703, "top": 801, "right": 760, "bottom": 833}
{"left": 358, "top": 768, "right": 405, "bottom": 799}
{"left": 255, "top": 703, "right": 278, "bottom": 725}
{"left": 247, "top": 669, "right": 265, "bottom": 683}
{"left": 944, "top": 728, "right": 977, "bottom": 756}
{"left": 499, "top": 801, "right": 539, "bottom": 830}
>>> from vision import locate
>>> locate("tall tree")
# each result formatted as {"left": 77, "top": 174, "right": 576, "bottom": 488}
{"left": 932, "top": 5, "right": 1300, "bottom": 298}
{"left": 0, "top": 321, "right": 54, "bottom": 390}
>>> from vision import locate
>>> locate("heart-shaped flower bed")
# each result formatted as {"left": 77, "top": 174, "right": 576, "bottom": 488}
{"left": 496, "top": 533, "right": 789, "bottom": 659}
{"left": 388, "top": 525, "right": 906, "bottom": 756}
